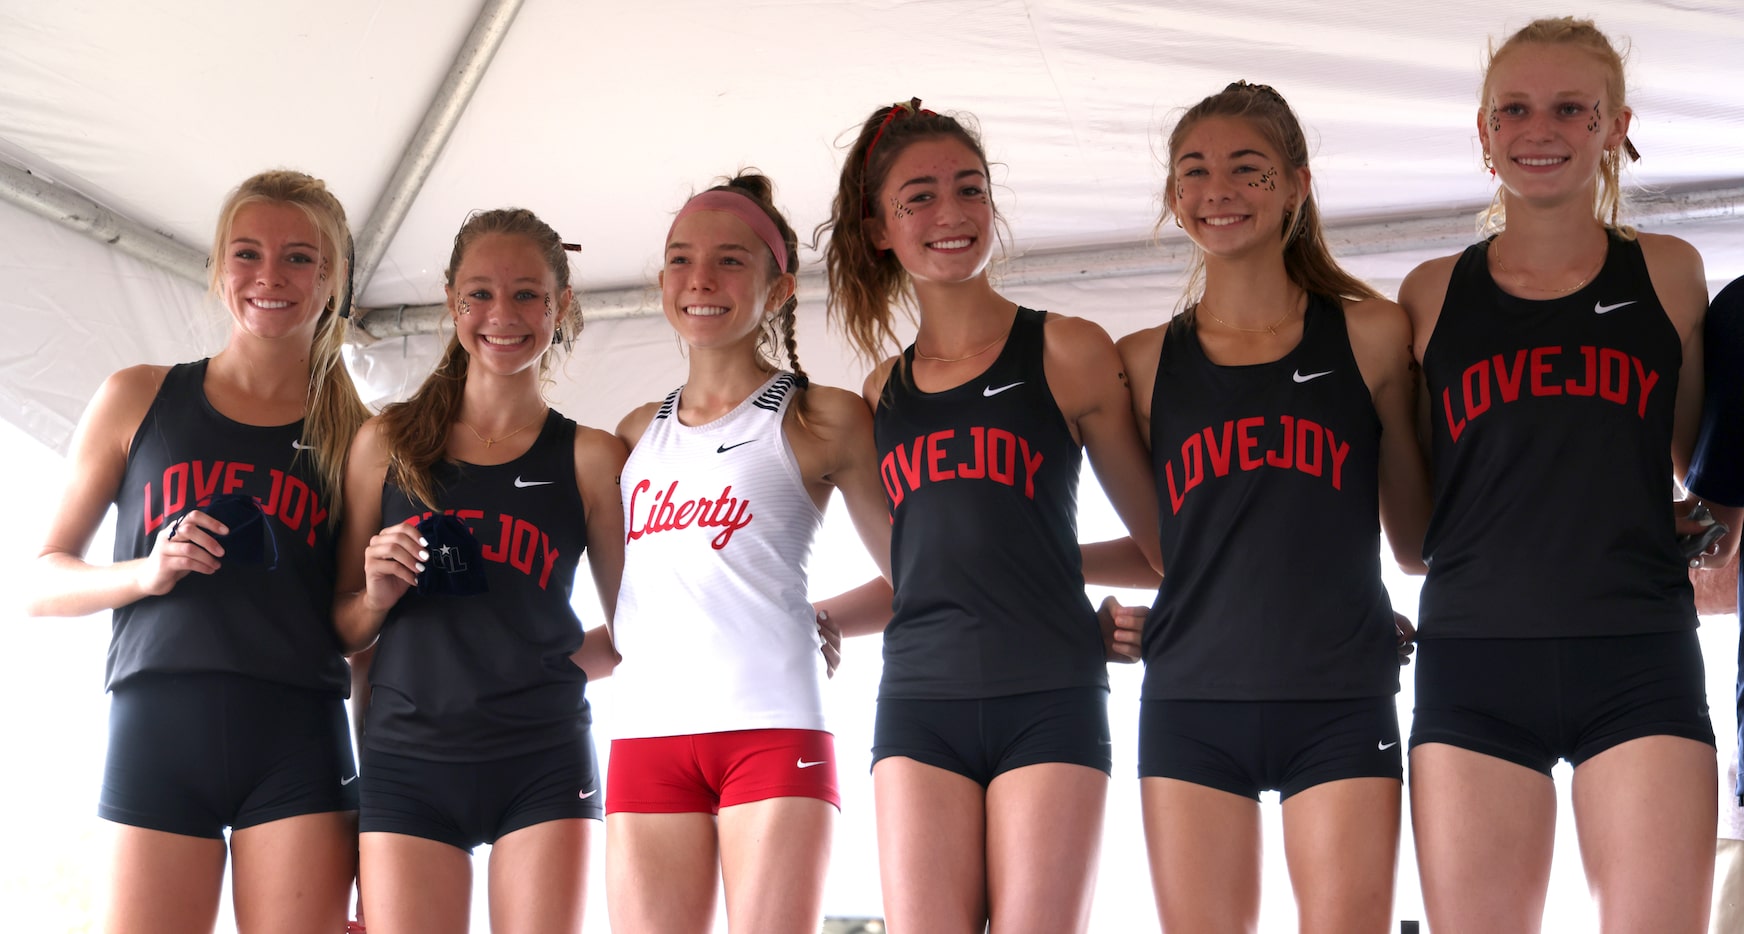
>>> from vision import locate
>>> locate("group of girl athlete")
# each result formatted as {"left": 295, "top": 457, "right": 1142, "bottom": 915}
{"left": 28, "top": 15, "right": 1742, "bottom": 934}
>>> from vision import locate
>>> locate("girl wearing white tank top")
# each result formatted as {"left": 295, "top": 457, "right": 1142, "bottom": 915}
{"left": 604, "top": 172, "right": 893, "bottom": 934}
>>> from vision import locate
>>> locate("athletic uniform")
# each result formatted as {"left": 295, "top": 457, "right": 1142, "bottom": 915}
{"left": 103, "top": 359, "right": 354, "bottom": 838}
{"left": 872, "top": 307, "right": 1111, "bottom": 784}
{"left": 360, "top": 410, "right": 601, "bottom": 849}
{"left": 1139, "top": 296, "right": 1402, "bottom": 799}
{"left": 1687, "top": 274, "right": 1744, "bottom": 804}
{"left": 1411, "top": 233, "right": 1712, "bottom": 773}
{"left": 607, "top": 372, "right": 839, "bottom": 813}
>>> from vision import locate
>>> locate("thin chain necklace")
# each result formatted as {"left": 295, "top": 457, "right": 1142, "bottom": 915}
{"left": 914, "top": 331, "right": 1006, "bottom": 364}
{"left": 1196, "top": 294, "right": 1299, "bottom": 336}
{"left": 1491, "top": 236, "right": 1598, "bottom": 296}
{"left": 458, "top": 409, "right": 545, "bottom": 448}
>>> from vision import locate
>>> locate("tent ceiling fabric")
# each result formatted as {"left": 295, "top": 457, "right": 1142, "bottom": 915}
{"left": 2, "top": 0, "right": 1742, "bottom": 451}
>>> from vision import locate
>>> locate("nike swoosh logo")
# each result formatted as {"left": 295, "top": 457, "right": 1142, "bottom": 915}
{"left": 796, "top": 758, "right": 827, "bottom": 769}
{"left": 578, "top": 789, "right": 598, "bottom": 799}
{"left": 716, "top": 440, "right": 757, "bottom": 453}
{"left": 291, "top": 440, "right": 316, "bottom": 451}
{"left": 1378, "top": 741, "right": 1398, "bottom": 751}
{"left": 983, "top": 381, "right": 1024, "bottom": 397}
{"left": 514, "top": 476, "right": 554, "bottom": 488}
{"left": 340, "top": 775, "right": 358, "bottom": 785}
{"left": 1594, "top": 300, "right": 1637, "bottom": 315}
{"left": 1293, "top": 370, "right": 1333, "bottom": 383}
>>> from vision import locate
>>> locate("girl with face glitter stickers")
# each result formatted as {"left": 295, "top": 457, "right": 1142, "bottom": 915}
{"left": 1399, "top": 17, "right": 1716, "bottom": 932}
{"left": 818, "top": 100, "right": 1165, "bottom": 934}
{"left": 334, "top": 209, "right": 626, "bottom": 933}
{"left": 1110, "top": 80, "right": 1432, "bottom": 934}
{"left": 27, "top": 170, "right": 369, "bottom": 933}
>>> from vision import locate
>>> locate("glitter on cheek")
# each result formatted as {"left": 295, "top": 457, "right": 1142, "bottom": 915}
{"left": 890, "top": 197, "right": 913, "bottom": 219}
{"left": 459, "top": 300, "right": 471, "bottom": 316}
{"left": 1488, "top": 106, "right": 1502, "bottom": 134}
{"left": 1587, "top": 100, "right": 1601, "bottom": 134}
{"left": 1248, "top": 168, "right": 1278, "bottom": 191}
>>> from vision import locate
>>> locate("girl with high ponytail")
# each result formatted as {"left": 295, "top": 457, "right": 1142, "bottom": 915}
{"left": 334, "top": 207, "right": 625, "bottom": 932}
{"left": 28, "top": 169, "right": 369, "bottom": 931}
{"left": 604, "top": 171, "right": 893, "bottom": 934}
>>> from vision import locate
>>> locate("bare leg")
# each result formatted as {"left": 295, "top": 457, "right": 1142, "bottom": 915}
{"left": 103, "top": 823, "right": 227, "bottom": 934}
{"left": 719, "top": 796, "right": 835, "bottom": 933}
{"left": 985, "top": 763, "right": 1107, "bottom": 934}
{"left": 231, "top": 810, "right": 357, "bottom": 933}
{"left": 487, "top": 818, "right": 591, "bottom": 934}
{"left": 1410, "top": 743, "right": 1556, "bottom": 934}
{"left": 606, "top": 812, "right": 720, "bottom": 934}
{"left": 1281, "top": 778, "right": 1400, "bottom": 934}
{"left": 873, "top": 757, "right": 987, "bottom": 934}
{"left": 1141, "top": 777, "right": 1261, "bottom": 934}
{"left": 359, "top": 831, "right": 471, "bottom": 934}
{"left": 1573, "top": 736, "right": 1716, "bottom": 934}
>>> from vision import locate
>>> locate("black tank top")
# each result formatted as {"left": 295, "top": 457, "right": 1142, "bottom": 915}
{"left": 1421, "top": 233, "right": 1695, "bottom": 638}
{"left": 1143, "top": 296, "right": 1397, "bottom": 699}
{"left": 874, "top": 306, "right": 1103, "bottom": 699}
{"left": 109, "top": 360, "right": 347, "bottom": 694}
{"left": 365, "top": 410, "right": 593, "bottom": 761}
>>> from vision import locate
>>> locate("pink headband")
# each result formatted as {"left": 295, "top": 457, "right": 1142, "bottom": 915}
{"left": 666, "top": 189, "right": 789, "bottom": 274}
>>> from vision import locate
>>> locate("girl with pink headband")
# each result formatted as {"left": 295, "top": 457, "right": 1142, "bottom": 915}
{"left": 603, "top": 172, "right": 893, "bottom": 934}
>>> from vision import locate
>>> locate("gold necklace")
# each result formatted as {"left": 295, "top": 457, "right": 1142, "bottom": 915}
{"left": 1491, "top": 237, "right": 1597, "bottom": 296}
{"left": 914, "top": 332, "right": 1006, "bottom": 364}
{"left": 1196, "top": 297, "right": 1297, "bottom": 336}
{"left": 458, "top": 410, "right": 545, "bottom": 448}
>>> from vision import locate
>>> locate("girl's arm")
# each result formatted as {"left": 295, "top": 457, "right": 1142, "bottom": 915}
{"left": 1346, "top": 297, "right": 1434, "bottom": 574}
{"left": 803, "top": 384, "right": 895, "bottom": 639}
{"left": 331, "top": 419, "right": 420, "bottom": 654}
{"left": 27, "top": 365, "right": 225, "bottom": 617}
{"left": 570, "top": 427, "right": 628, "bottom": 681}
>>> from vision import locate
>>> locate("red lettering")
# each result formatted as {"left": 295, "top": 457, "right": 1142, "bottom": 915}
{"left": 163, "top": 463, "right": 189, "bottom": 519}
{"left": 958, "top": 427, "right": 986, "bottom": 479}
{"left": 1297, "top": 419, "right": 1324, "bottom": 477}
{"left": 878, "top": 454, "right": 905, "bottom": 509}
{"left": 1442, "top": 387, "right": 1467, "bottom": 442}
{"left": 896, "top": 441, "right": 923, "bottom": 492}
{"left": 988, "top": 429, "right": 1017, "bottom": 486}
{"left": 1165, "top": 462, "right": 1187, "bottom": 514}
{"left": 1530, "top": 346, "right": 1561, "bottom": 396}
{"left": 1266, "top": 415, "right": 1295, "bottom": 470}
{"left": 1019, "top": 438, "right": 1043, "bottom": 499}
{"left": 277, "top": 474, "right": 309, "bottom": 531}
{"left": 1598, "top": 348, "right": 1629, "bottom": 405}
{"left": 1462, "top": 359, "right": 1492, "bottom": 418}
{"left": 509, "top": 519, "right": 537, "bottom": 575}
{"left": 1236, "top": 416, "right": 1264, "bottom": 471}
{"left": 193, "top": 460, "right": 224, "bottom": 505}
{"left": 1633, "top": 357, "right": 1659, "bottom": 418}
{"left": 223, "top": 461, "right": 252, "bottom": 494}
{"left": 1493, "top": 349, "right": 1527, "bottom": 403}
{"left": 537, "top": 532, "right": 558, "bottom": 589}
{"left": 1565, "top": 345, "right": 1597, "bottom": 396}
{"left": 927, "top": 430, "right": 956, "bottom": 482}
{"left": 483, "top": 512, "right": 513, "bottom": 562}
{"left": 1326, "top": 427, "right": 1349, "bottom": 490}
{"left": 1203, "top": 422, "right": 1234, "bottom": 477}
{"left": 1180, "top": 433, "right": 1204, "bottom": 493}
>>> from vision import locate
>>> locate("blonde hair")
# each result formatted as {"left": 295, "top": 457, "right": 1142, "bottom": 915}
{"left": 1478, "top": 17, "right": 1634, "bottom": 237}
{"left": 1159, "top": 82, "right": 1383, "bottom": 313}
{"left": 376, "top": 208, "right": 579, "bottom": 511}
{"left": 210, "top": 170, "right": 368, "bottom": 527}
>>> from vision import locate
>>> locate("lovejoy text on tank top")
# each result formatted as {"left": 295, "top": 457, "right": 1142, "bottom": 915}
{"left": 109, "top": 360, "right": 346, "bottom": 694}
{"left": 1143, "top": 296, "right": 1397, "bottom": 700}
{"left": 1420, "top": 233, "right": 1694, "bottom": 639}
{"left": 874, "top": 307, "right": 1104, "bottom": 700}
{"left": 367, "top": 411, "right": 593, "bottom": 762}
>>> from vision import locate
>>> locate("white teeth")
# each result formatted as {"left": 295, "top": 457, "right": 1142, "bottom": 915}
{"left": 481, "top": 335, "right": 528, "bottom": 346}
{"left": 251, "top": 299, "right": 290, "bottom": 309}
{"left": 686, "top": 306, "right": 729, "bottom": 317}
{"left": 1202, "top": 216, "right": 1245, "bottom": 227}
{"left": 929, "top": 238, "right": 972, "bottom": 250}
{"left": 1516, "top": 157, "right": 1565, "bottom": 167}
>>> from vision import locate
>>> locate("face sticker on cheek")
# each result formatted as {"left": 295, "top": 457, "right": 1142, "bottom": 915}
{"left": 1587, "top": 101, "right": 1601, "bottom": 134}
{"left": 459, "top": 300, "right": 471, "bottom": 316}
{"left": 1249, "top": 168, "right": 1278, "bottom": 191}
{"left": 889, "top": 197, "right": 913, "bottom": 219}
{"left": 1488, "top": 105, "right": 1502, "bottom": 134}
{"left": 544, "top": 294, "right": 554, "bottom": 317}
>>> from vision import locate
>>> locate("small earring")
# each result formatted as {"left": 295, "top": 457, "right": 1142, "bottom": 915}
{"left": 553, "top": 326, "right": 564, "bottom": 343}
{"left": 1482, "top": 151, "right": 1495, "bottom": 177}
{"left": 1173, "top": 214, "right": 1184, "bottom": 229}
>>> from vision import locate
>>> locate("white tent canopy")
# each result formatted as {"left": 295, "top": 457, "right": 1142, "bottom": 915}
{"left": 3, "top": 0, "right": 1742, "bottom": 449}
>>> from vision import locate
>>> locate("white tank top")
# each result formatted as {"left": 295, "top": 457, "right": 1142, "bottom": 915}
{"left": 611, "top": 372, "right": 828, "bottom": 737}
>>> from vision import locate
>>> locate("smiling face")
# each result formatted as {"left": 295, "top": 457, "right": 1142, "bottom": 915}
{"left": 445, "top": 232, "right": 567, "bottom": 377}
{"left": 1480, "top": 41, "right": 1628, "bottom": 206}
{"left": 1166, "top": 115, "right": 1306, "bottom": 259}
{"left": 660, "top": 209, "right": 792, "bottom": 353}
{"left": 870, "top": 136, "right": 995, "bottom": 285}
{"left": 219, "top": 201, "right": 331, "bottom": 343}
